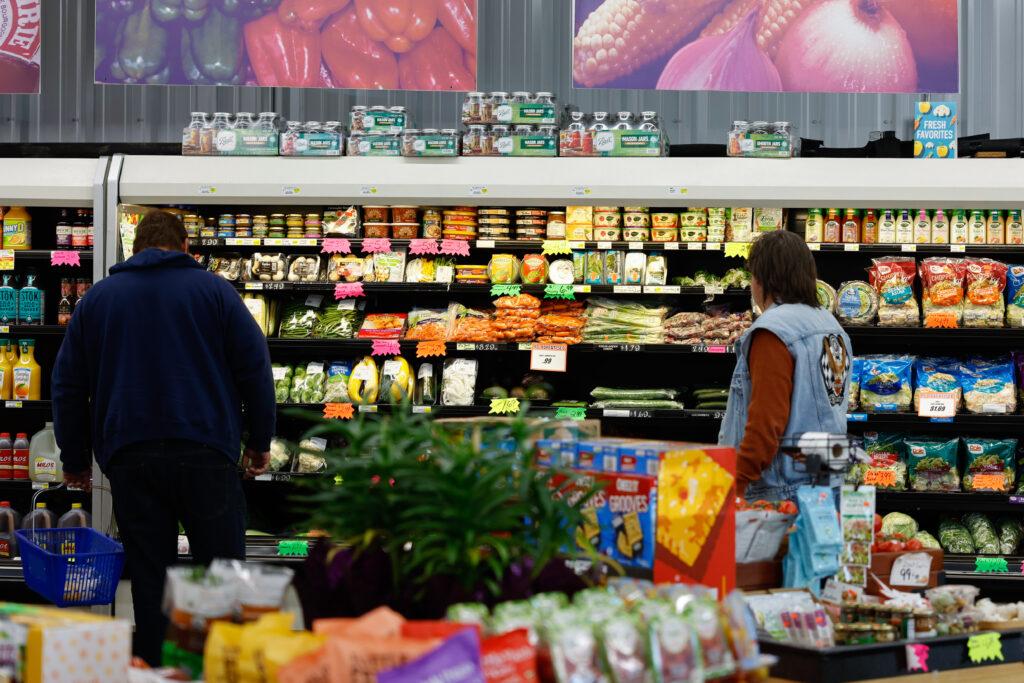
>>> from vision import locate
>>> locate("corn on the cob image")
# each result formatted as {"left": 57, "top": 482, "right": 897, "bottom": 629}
{"left": 701, "top": 0, "right": 821, "bottom": 57}
{"left": 573, "top": 0, "right": 728, "bottom": 87}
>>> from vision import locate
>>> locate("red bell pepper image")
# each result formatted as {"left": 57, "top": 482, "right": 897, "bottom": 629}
{"left": 398, "top": 25, "right": 473, "bottom": 91}
{"left": 438, "top": 0, "right": 475, "bottom": 54}
{"left": 321, "top": 6, "right": 399, "bottom": 90}
{"left": 353, "top": 0, "right": 438, "bottom": 54}
{"left": 244, "top": 11, "right": 324, "bottom": 87}
{"left": 278, "top": 0, "right": 352, "bottom": 32}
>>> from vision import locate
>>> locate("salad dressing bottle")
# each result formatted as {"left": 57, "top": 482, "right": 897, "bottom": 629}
{"left": 969, "top": 210, "right": 987, "bottom": 244}
{"left": 878, "top": 210, "right": 897, "bottom": 244}
{"left": 931, "top": 209, "right": 949, "bottom": 244}
{"left": 862, "top": 210, "right": 878, "bottom": 244}
{"left": 913, "top": 209, "right": 931, "bottom": 244}
{"left": 823, "top": 208, "right": 841, "bottom": 243}
{"left": 987, "top": 210, "right": 1006, "bottom": 244}
{"left": 804, "top": 209, "right": 823, "bottom": 243}
{"left": 12, "top": 339, "right": 40, "bottom": 401}
{"left": 1007, "top": 209, "right": 1023, "bottom": 245}
{"left": 842, "top": 209, "right": 861, "bottom": 243}
{"left": 895, "top": 210, "right": 914, "bottom": 244}
{"left": 950, "top": 209, "right": 969, "bottom": 244}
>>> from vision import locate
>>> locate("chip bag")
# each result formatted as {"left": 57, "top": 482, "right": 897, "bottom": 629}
{"left": 963, "top": 258, "right": 1008, "bottom": 328}
{"left": 869, "top": 257, "right": 919, "bottom": 327}
{"left": 919, "top": 257, "right": 965, "bottom": 328}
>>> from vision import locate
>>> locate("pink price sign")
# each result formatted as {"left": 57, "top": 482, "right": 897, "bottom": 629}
{"left": 371, "top": 339, "right": 401, "bottom": 356}
{"left": 334, "top": 282, "right": 365, "bottom": 300}
{"left": 321, "top": 238, "right": 352, "bottom": 254}
{"left": 50, "top": 251, "right": 81, "bottom": 267}
{"left": 439, "top": 239, "right": 471, "bottom": 257}
{"left": 408, "top": 239, "right": 440, "bottom": 255}
{"left": 361, "top": 238, "right": 393, "bottom": 254}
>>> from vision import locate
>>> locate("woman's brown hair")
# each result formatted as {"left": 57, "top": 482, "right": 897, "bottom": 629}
{"left": 132, "top": 210, "right": 187, "bottom": 254}
{"left": 747, "top": 229, "right": 820, "bottom": 307}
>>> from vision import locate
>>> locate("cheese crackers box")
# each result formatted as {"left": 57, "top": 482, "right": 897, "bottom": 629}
{"left": 654, "top": 446, "right": 737, "bottom": 594}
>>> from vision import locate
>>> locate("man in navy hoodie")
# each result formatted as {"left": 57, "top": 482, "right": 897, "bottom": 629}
{"left": 52, "top": 209, "right": 276, "bottom": 665}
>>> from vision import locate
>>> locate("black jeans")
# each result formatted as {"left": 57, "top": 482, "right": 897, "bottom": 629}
{"left": 106, "top": 440, "right": 246, "bottom": 667}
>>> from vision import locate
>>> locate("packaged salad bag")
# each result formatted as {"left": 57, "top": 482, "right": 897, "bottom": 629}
{"left": 869, "top": 257, "right": 919, "bottom": 327}
{"left": 959, "top": 357, "right": 1017, "bottom": 415}
{"left": 846, "top": 432, "right": 907, "bottom": 490}
{"left": 912, "top": 357, "right": 962, "bottom": 414}
{"left": 919, "top": 257, "right": 965, "bottom": 328}
{"left": 905, "top": 437, "right": 960, "bottom": 492}
{"left": 963, "top": 438, "right": 1018, "bottom": 493}
{"left": 963, "top": 258, "right": 1008, "bottom": 328}
{"left": 1006, "top": 265, "right": 1024, "bottom": 327}
{"left": 859, "top": 355, "right": 914, "bottom": 412}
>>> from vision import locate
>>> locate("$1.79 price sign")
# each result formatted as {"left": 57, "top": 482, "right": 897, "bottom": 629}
{"left": 530, "top": 344, "right": 567, "bottom": 372}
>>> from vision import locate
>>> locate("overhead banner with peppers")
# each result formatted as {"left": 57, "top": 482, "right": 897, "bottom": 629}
{"left": 572, "top": 0, "right": 959, "bottom": 94}
{"left": 0, "top": 0, "right": 41, "bottom": 94}
{"left": 94, "top": 0, "right": 477, "bottom": 91}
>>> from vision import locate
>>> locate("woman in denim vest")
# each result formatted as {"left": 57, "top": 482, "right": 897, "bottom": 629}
{"left": 720, "top": 230, "right": 852, "bottom": 502}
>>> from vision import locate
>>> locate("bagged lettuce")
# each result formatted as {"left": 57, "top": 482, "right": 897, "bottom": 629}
{"left": 963, "top": 437, "right": 1017, "bottom": 492}
{"left": 859, "top": 355, "right": 914, "bottom": 413}
{"left": 912, "top": 357, "right": 961, "bottom": 413}
{"left": 938, "top": 519, "right": 975, "bottom": 554}
{"left": 963, "top": 513, "right": 1000, "bottom": 555}
{"left": 905, "top": 437, "right": 960, "bottom": 492}
{"left": 960, "top": 357, "right": 1017, "bottom": 415}
{"left": 998, "top": 518, "right": 1024, "bottom": 555}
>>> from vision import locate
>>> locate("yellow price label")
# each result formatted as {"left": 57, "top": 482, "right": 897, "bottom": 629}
{"left": 724, "top": 242, "right": 752, "bottom": 259}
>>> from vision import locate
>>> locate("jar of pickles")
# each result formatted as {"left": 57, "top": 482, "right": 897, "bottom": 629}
{"left": 269, "top": 214, "right": 286, "bottom": 239}
{"left": 252, "top": 215, "right": 269, "bottom": 238}
{"left": 235, "top": 214, "right": 252, "bottom": 238}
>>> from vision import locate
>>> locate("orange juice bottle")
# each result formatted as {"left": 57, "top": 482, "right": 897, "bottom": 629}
{"left": 12, "top": 339, "right": 40, "bottom": 401}
{"left": 2, "top": 206, "right": 30, "bottom": 250}
{"left": 0, "top": 339, "right": 12, "bottom": 400}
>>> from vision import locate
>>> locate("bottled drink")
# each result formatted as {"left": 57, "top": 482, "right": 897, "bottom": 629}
{"left": 0, "top": 502, "right": 21, "bottom": 558}
{"left": 878, "top": 210, "right": 896, "bottom": 243}
{"left": 59, "top": 503, "right": 90, "bottom": 529}
{"left": 58, "top": 279, "right": 73, "bottom": 327}
{"left": 29, "top": 422, "right": 62, "bottom": 484}
{"left": 896, "top": 210, "right": 914, "bottom": 244}
{"left": 22, "top": 502, "right": 55, "bottom": 530}
{"left": 2, "top": 206, "right": 30, "bottom": 250}
{"left": 969, "top": 210, "right": 986, "bottom": 245}
{"left": 914, "top": 209, "right": 931, "bottom": 244}
{"left": 0, "top": 275, "right": 15, "bottom": 324}
{"left": 11, "top": 433, "right": 28, "bottom": 480}
{"left": 823, "top": 209, "right": 841, "bottom": 243}
{"left": 0, "top": 434, "right": 11, "bottom": 479}
{"left": 55, "top": 209, "right": 72, "bottom": 249}
{"left": 13, "top": 340, "right": 40, "bottom": 401}
{"left": 804, "top": 209, "right": 823, "bottom": 243}
{"left": 0, "top": 344, "right": 11, "bottom": 401}
{"left": 987, "top": 210, "right": 1005, "bottom": 245}
{"left": 842, "top": 209, "right": 861, "bottom": 243}
{"left": 17, "top": 273, "right": 42, "bottom": 324}
{"left": 862, "top": 210, "right": 878, "bottom": 244}
{"left": 950, "top": 209, "right": 969, "bottom": 244}
{"left": 1008, "top": 210, "right": 1023, "bottom": 245}
{"left": 71, "top": 211, "right": 88, "bottom": 249}
{"left": 931, "top": 209, "right": 949, "bottom": 245}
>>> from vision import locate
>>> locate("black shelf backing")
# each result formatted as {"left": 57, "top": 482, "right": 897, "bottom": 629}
{"left": 877, "top": 491, "right": 1024, "bottom": 514}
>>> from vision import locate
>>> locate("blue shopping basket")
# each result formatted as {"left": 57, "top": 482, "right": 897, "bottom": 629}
{"left": 15, "top": 527, "right": 125, "bottom": 607}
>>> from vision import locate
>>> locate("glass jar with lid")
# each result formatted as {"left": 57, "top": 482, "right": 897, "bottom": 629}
{"left": 511, "top": 91, "right": 531, "bottom": 104}
{"left": 252, "top": 215, "right": 269, "bottom": 238}
{"left": 463, "top": 92, "right": 484, "bottom": 123}
{"left": 402, "top": 129, "right": 420, "bottom": 155}
{"left": 269, "top": 214, "right": 286, "bottom": 238}
{"left": 304, "top": 121, "right": 322, "bottom": 133}
{"left": 233, "top": 112, "right": 255, "bottom": 130}
{"left": 513, "top": 124, "right": 534, "bottom": 136}
{"left": 350, "top": 105, "right": 367, "bottom": 132}
{"left": 535, "top": 92, "right": 555, "bottom": 106}
{"left": 255, "top": 112, "right": 278, "bottom": 131}
{"left": 488, "top": 92, "right": 509, "bottom": 123}
{"left": 590, "top": 112, "right": 610, "bottom": 130}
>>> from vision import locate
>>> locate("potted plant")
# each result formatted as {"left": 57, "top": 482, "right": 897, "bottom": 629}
{"left": 291, "top": 408, "right": 605, "bottom": 622}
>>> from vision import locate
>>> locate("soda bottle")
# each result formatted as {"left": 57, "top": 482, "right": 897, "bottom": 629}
{"left": 0, "top": 433, "right": 11, "bottom": 479}
{"left": 22, "top": 502, "right": 55, "bottom": 530}
{"left": 11, "top": 433, "right": 28, "bottom": 480}
{"left": 58, "top": 503, "right": 91, "bottom": 529}
{"left": 0, "top": 502, "right": 21, "bottom": 558}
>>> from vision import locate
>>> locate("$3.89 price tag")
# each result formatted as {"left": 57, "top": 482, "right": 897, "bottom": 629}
{"left": 530, "top": 344, "right": 567, "bottom": 372}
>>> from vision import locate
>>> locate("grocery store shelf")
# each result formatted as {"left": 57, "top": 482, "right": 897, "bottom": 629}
{"left": 178, "top": 536, "right": 310, "bottom": 565}
{"left": 0, "top": 325, "right": 68, "bottom": 336}
{"left": 0, "top": 400, "right": 51, "bottom": 411}
{"left": 810, "top": 243, "right": 1024, "bottom": 255}
{"left": 277, "top": 402, "right": 725, "bottom": 422}
{"left": 877, "top": 491, "right": 1024, "bottom": 514}
{"left": 238, "top": 281, "right": 746, "bottom": 297}
{"left": 846, "top": 412, "right": 1024, "bottom": 428}
{"left": 267, "top": 339, "right": 738, "bottom": 355}
{"left": 6, "top": 250, "right": 93, "bottom": 262}
{"left": 117, "top": 155, "right": 1024, "bottom": 208}
{"left": 845, "top": 326, "right": 1024, "bottom": 346}
{"left": 0, "top": 560, "right": 22, "bottom": 582}
{"left": 0, "top": 158, "right": 98, "bottom": 206}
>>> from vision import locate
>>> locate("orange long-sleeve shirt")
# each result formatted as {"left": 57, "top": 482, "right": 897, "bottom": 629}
{"left": 737, "top": 329, "right": 795, "bottom": 490}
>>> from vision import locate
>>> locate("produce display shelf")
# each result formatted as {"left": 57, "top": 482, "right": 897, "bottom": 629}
{"left": 0, "top": 400, "right": 52, "bottom": 411}
{"left": 5, "top": 250, "right": 93, "bottom": 261}
{"left": 808, "top": 243, "right": 1024, "bottom": 254}
{"left": 0, "top": 325, "right": 70, "bottom": 336}
{"left": 177, "top": 536, "right": 309, "bottom": 566}
{"left": 0, "top": 560, "right": 22, "bottom": 582}
{"left": 266, "top": 339, "right": 738, "bottom": 355}
{"left": 760, "top": 629, "right": 1024, "bottom": 683}
{"left": 944, "top": 553, "right": 1024, "bottom": 575}
{"left": 845, "top": 413, "right": 1024, "bottom": 428}
{"left": 844, "top": 326, "right": 1024, "bottom": 346}
{"left": 277, "top": 403, "right": 726, "bottom": 422}
{"left": 877, "top": 491, "right": 1024, "bottom": 514}
{"left": 237, "top": 281, "right": 747, "bottom": 297}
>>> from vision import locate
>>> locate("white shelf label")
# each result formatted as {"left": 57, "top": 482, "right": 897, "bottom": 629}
{"left": 360, "top": 185, "right": 378, "bottom": 196}
{"left": 476, "top": 240, "right": 495, "bottom": 249}
{"left": 667, "top": 186, "right": 688, "bottom": 196}
{"left": 530, "top": 343, "right": 568, "bottom": 373}
{"left": 568, "top": 241, "right": 586, "bottom": 250}
{"left": 603, "top": 409, "right": 631, "bottom": 418}
{"left": 4, "top": 401, "right": 22, "bottom": 409}
{"left": 573, "top": 285, "right": 591, "bottom": 293}
{"left": 890, "top": 552, "right": 933, "bottom": 588}
{"left": 0, "top": 326, "right": 7, "bottom": 334}
{"left": 613, "top": 285, "right": 641, "bottom": 294}
{"left": 917, "top": 391, "right": 956, "bottom": 418}
{"left": 571, "top": 186, "right": 592, "bottom": 197}
{"left": 664, "top": 242, "right": 680, "bottom": 251}
{"left": 703, "top": 285, "right": 725, "bottom": 295}
{"left": 843, "top": 243, "right": 860, "bottom": 252}
{"left": 902, "top": 244, "right": 918, "bottom": 252}
{"left": 198, "top": 185, "right": 217, "bottom": 195}
{"left": 469, "top": 185, "right": 488, "bottom": 196}
{"left": 951, "top": 244, "right": 966, "bottom": 252}
{"left": 644, "top": 286, "right": 681, "bottom": 295}
{"left": 282, "top": 185, "right": 302, "bottom": 196}
{"left": 686, "top": 242, "right": 703, "bottom": 251}
{"left": 628, "top": 242, "right": 644, "bottom": 250}
{"left": 358, "top": 405, "right": 379, "bottom": 413}
{"left": 597, "top": 241, "right": 613, "bottom": 250}
{"left": 705, "top": 242, "right": 721, "bottom": 251}
{"left": 412, "top": 405, "right": 432, "bottom": 414}
{"left": 244, "top": 282, "right": 263, "bottom": 291}
{"left": 807, "top": 242, "right": 821, "bottom": 251}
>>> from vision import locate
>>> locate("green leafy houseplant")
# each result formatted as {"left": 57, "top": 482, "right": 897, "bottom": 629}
{"left": 293, "top": 407, "right": 605, "bottom": 619}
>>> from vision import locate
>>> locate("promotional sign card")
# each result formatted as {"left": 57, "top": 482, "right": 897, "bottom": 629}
{"left": 915, "top": 101, "right": 958, "bottom": 158}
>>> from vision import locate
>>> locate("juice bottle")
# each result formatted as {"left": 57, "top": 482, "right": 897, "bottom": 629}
{"left": 0, "top": 274, "right": 16, "bottom": 324}
{"left": 13, "top": 339, "right": 40, "bottom": 401}
{"left": 878, "top": 210, "right": 897, "bottom": 243}
{"left": 29, "top": 423, "right": 62, "bottom": 484}
{"left": 823, "top": 209, "right": 841, "bottom": 243}
{"left": 17, "top": 273, "right": 42, "bottom": 325}
{"left": 987, "top": 210, "right": 1005, "bottom": 244}
{"left": 21, "top": 502, "right": 55, "bottom": 530}
{"left": 914, "top": 209, "right": 931, "bottom": 244}
{"left": 11, "top": 433, "right": 27, "bottom": 480}
{"left": 842, "top": 209, "right": 861, "bottom": 243}
{"left": 58, "top": 503, "right": 91, "bottom": 529}
{"left": 0, "top": 433, "right": 10, "bottom": 479}
{"left": 950, "top": 209, "right": 969, "bottom": 244}
{"left": 862, "top": 210, "right": 878, "bottom": 244}
{"left": 804, "top": 209, "right": 823, "bottom": 243}
{"left": 931, "top": 209, "right": 949, "bottom": 244}
{"left": 0, "top": 502, "right": 21, "bottom": 558}
{"left": 895, "top": 210, "right": 914, "bottom": 243}
{"left": 969, "top": 210, "right": 987, "bottom": 244}
{"left": 0, "top": 340, "right": 11, "bottom": 400}
{"left": 2, "top": 206, "right": 30, "bottom": 250}
{"left": 1007, "top": 210, "right": 1023, "bottom": 245}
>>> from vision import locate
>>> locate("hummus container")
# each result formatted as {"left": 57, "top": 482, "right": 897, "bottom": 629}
{"left": 624, "top": 212, "right": 650, "bottom": 228}
{"left": 680, "top": 226, "right": 707, "bottom": 242}
{"left": 391, "top": 206, "right": 418, "bottom": 223}
{"left": 594, "top": 227, "right": 621, "bottom": 241}
{"left": 652, "top": 213, "right": 679, "bottom": 229}
{"left": 623, "top": 227, "right": 650, "bottom": 242}
{"left": 392, "top": 223, "right": 419, "bottom": 239}
{"left": 594, "top": 211, "right": 621, "bottom": 228}
{"left": 363, "top": 223, "right": 390, "bottom": 238}
{"left": 652, "top": 227, "right": 679, "bottom": 242}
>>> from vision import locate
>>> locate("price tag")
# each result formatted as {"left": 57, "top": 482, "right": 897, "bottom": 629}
{"left": 225, "top": 238, "right": 258, "bottom": 246}
{"left": 476, "top": 240, "right": 496, "bottom": 249}
{"left": 4, "top": 401, "right": 22, "bottom": 409}
{"left": 724, "top": 242, "right": 751, "bottom": 257}
{"left": 278, "top": 540, "right": 309, "bottom": 557}
{"left": 555, "top": 406, "right": 587, "bottom": 421}
{"left": 843, "top": 243, "right": 860, "bottom": 252}
{"left": 323, "top": 403, "right": 354, "bottom": 420}
{"left": 864, "top": 469, "right": 897, "bottom": 487}
{"left": 456, "top": 343, "right": 475, "bottom": 351}
{"left": 613, "top": 285, "right": 641, "bottom": 294}
{"left": 489, "top": 397, "right": 520, "bottom": 415}
{"left": 517, "top": 342, "right": 533, "bottom": 351}
{"left": 596, "top": 241, "right": 613, "bottom": 250}
{"left": 644, "top": 286, "right": 681, "bottom": 295}
{"left": 967, "top": 632, "right": 1004, "bottom": 664}
{"left": 543, "top": 284, "right": 575, "bottom": 300}
{"left": 412, "top": 405, "right": 432, "bottom": 414}
{"left": 31, "top": 482, "right": 48, "bottom": 490}
{"left": 603, "top": 409, "right": 631, "bottom": 418}
{"left": 568, "top": 241, "right": 586, "bottom": 250}
{"left": 847, "top": 413, "right": 868, "bottom": 422}
{"left": 263, "top": 238, "right": 284, "bottom": 246}
{"left": 360, "top": 185, "right": 378, "bottom": 196}
{"left": 490, "top": 284, "right": 521, "bottom": 297}
{"left": 358, "top": 405, "right": 379, "bottom": 413}
{"left": 51, "top": 251, "right": 81, "bottom": 267}
{"left": 807, "top": 243, "right": 821, "bottom": 251}
{"left": 667, "top": 186, "right": 688, "bottom": 196}
{"left": 902, "top": 244, "right": 917, "bottom": 252}
{"left": 416, "top": 340, "right": 447, "bottom": 358}
{"left": 573, "top": 285, "right": 592, "bottom": 293}
{"left": 198, "top": 184, "right": 217, "bottom": 195}
{"left": 541, "top": 240, "right": 572, "bottom": 256}
{"left": 571, "top": 186, "right": 592, "bottom": 197}
{"left": 916, "top": 391, "right": 957, "bottom": 418}
{"left": 0, "top": 326, "right": 7, "bottom": 334}
{"left": 530, "top": 344, "right": 568, "bottom": 372}
{"left": 705, "top": 242, "right": 721, "bottom": 251}
{"left": 906, "top": 643, "right": 930, "bottom": 673}
{"left": 890, "top": 552, "right": 933, "bottom": 587}
{"left": 704, "top": 285, "right": 725, "bottom": 295}
{"left": 282, "top": 185, "right": 301, "bottom": 196}
{"left": 371, "top": 339, "right": 401, "bottom": 356}
{"left": 470, "top": 185, "right": 488, "bottom": 196}
{"left": 244, "top": 282, "right": 263, "bottom": 291}
{"left": 664, "top": 242, "right": 680, "bottom": 251}
{"left": 0, "top": 250, "right": 13, "bottom": 271}
{"left": 951, "top": 244, "right": 966, "bottom": 253}
{"left": 686, "top": 242, "right": 703, "bottom": 251}
{"left": 975, "top": 557, "right": 1009, "bottom": 573}
{"left": 628, "top": 242, "right": 644, "bottom": 250}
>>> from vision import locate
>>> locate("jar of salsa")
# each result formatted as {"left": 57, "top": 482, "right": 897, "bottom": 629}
{"left": 286, "top": 214, "right": 304, "bottom": 238}
{"left": 304, "top": 213, "right": 322, "bottom": 238}
{"left": 252, "top": 215, "right": 269, "bottom": 238}
{"left": 269, "top": 214, "right": 286, "bottom": 239}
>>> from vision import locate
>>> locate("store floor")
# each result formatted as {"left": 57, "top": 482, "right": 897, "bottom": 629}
{"left": 768, "top": 662, "right": 1024, "bottom": 683}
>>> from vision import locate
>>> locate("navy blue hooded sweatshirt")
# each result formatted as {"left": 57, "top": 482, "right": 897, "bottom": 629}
{"left": 52, "top": 248, "right": 276, "bottom": 473}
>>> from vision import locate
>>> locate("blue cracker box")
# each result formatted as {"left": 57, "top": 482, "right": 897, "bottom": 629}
{"left": 535, "top": 439, "right": 576, "bottom": 468}
{"left": 568, "top": 470, "right": 657, "bottom": 571}
{"left": 914, "top": 101, "right": 957, "bottom": 159}
{"left": 616, "top": 441, "right": 670, "bottom": 477}
{"left": 576, "top": 438, "right": 628, "bottom": 472}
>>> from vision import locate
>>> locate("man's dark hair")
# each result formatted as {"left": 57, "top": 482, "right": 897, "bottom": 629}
{"left": 133, "top": 210, "right": 187, "bottom": 253}
{"left": 748, "top": 229, "right": 820, "bottom": 307}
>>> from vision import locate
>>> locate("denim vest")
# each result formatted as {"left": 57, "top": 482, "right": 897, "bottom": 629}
{"left": 719, "top": 304, "right": 852, "bottom": 501}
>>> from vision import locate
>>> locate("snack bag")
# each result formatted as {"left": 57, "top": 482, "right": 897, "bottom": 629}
{"left": 959, "top": 357, "right": 1017, "bottom": 414}
{"left": 963, "top": 258, "right": 1008, "bottom": 328}
{"left": 919, "top": 257, "right": 965, "bottom": 328}
{"left": 859, "top": 355, "right": 914, "bottom": 412}
{"left": 963, "top": 438, "right": 1018, "bottom": 492}
{"left": 685, "top": 597, "right": 736, "bottom": 679}
{"left": 869, "top": 257, "right": 919, "bottom": 327}
{"left": 912, "top": 357, "right": 962, "bottom": 413}
{"left": 905, "top": 437, "right": 961, "bottom": 492}
{"left": 480, "top": 629, "right": 537, "bottom": 683}
{"left": 1007, "top": 265, "right": 1024, "bottom": 327}
{"left": 377, "top": 629, "right": 485, "bottom": 683}
{"left": 648, "top": 613, "right": 703, "bottom": 683}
